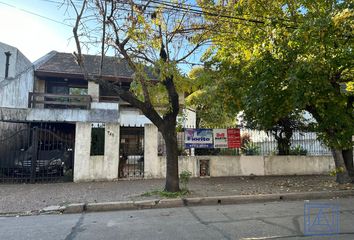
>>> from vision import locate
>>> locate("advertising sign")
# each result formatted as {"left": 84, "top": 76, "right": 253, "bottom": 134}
{"left": 213, "top": 129, "right": 228, "bottom": 148}
{"left": 227, "top": 128, "right": 241, "bottom": 148}
{"left": 185, "top": 128, "right": 213, "bottom": 148}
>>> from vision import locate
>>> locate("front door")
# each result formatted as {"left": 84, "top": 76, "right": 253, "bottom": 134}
{"left": 119, "top": 127, "right": 144, "bottom": 179}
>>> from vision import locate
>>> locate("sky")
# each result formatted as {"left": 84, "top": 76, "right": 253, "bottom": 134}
{"left": 0, "top": 0, "right": 202, "bottom": 72}
{"left": 0, "top": 0, "right": 78, "bottom": 62}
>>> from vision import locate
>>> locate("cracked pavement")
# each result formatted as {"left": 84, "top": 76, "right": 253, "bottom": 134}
{"left": 1, "top": 197, "right": 354, "bottom": 240}
{"left": 1, "top": 175, "right": 353, "bottom": 214}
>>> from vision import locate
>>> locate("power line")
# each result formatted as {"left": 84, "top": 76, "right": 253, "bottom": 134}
{"left": 34, "top": 0, "right": 296, "bottom": 29}
{"left": 0, "top": 1, "right": 72, "bottom": 27}
{"left": 140, "top": 0, "right": 297, "bottom": 27}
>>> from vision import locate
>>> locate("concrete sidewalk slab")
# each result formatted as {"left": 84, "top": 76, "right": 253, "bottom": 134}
{"left": 1, "top": 175, "right": 353, "bottom": 216}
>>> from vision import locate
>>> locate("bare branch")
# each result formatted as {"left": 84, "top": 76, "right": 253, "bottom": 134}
{"left": 71, "top": 0, "right": 88, "bottom": 76}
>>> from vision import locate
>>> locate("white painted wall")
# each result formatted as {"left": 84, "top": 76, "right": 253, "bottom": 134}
{"left": 88, "top": 81, "right": 99, "bottom": 102}
{"left": 0, "top": 42, "right": 33, "bottom": 108}
{"left": 74, "top": 122, "right": 120, "bottom": 182}
{"left": 120, "top": 107, "right": 151, "bottom": 127}
{"left": 153, "top": 155, "right": 335, "bottom": 178}
{"left": 143, "top": 124, "right": 159, "bottom": 178}
{"left": 0, "top": 107, "right": 119, "bottom": 123}
{"left": 72, "top": 121, "right": 335, "bottom": 182}
{"left": 73, "top": 122, "right": 91, "bottom": 182}
{"left": 182, "top": 108, "right": 196, "bottom": 128}
{"left": 0, "top": 42, "right": 17, "bottom": 80}
{"left": 264, "top": 155, "right": 335, "bottom": 175}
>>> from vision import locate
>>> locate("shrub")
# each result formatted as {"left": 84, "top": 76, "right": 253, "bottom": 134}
{"left": 241, "top": 142, "right": 260, "bottom": 155}
{"left": 180, "top": 170, "right": 192, "bottom": 190}
{"left": 289, "top": 145, "right": 307, "bottom": 155}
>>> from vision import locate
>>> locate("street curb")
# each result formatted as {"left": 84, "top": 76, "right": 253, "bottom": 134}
{"left": 7, "top": 190, "right": 354, "bottom": 216}
{"left": 86, "top": 201, "right": 135, "bottom": 212}
{"left": 63, "top": 203, "right": 85, "bottom": 214}
{"left": 183, "top": 190, "right": 354, "bottom": 206}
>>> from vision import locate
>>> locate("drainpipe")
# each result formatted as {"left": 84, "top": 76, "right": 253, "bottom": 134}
{"left": 4, "top": 51, "right": 11, "bottom": 78}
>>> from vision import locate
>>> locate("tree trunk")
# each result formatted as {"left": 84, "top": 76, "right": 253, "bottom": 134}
{"left": 332, "top": 149, "right": 352, "bottom": 184}
{"left": 277, "top": 138, "right": 291, "bottom": 155}
{"left": 161, "top": 123, "right": 180, "bottom": 192}
{"left": 343, "top": 148, "right": 354, "bottom": 179}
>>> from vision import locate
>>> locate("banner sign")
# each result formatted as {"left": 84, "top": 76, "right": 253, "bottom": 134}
{"left": 213, "top": 129, "right": 228, "bottom": 148}
{"left": 227, "top": 128, "right": 241, "bottom": 148}
{"left": 185, "top": 128, "right": 213, "bottom": 148}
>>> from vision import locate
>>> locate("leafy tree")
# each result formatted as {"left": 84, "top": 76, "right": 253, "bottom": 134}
{"left": 186, "top": 67, "right": 239, "bottom": 127}
{"left": 68, "top": 0, "right": 207, "bottom": 192}
{"left": 197, "top": 0, "right": 353, "bottom": 183}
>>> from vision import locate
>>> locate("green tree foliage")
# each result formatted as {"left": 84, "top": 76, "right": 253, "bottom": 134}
{"left": 197, "top": 0, "right": 353, "bottom": 182}
{"left": 69, "top": 0, "right": 207, "bottom": 191}
{"left": 186, "top": 67, "right": 239, "bottom": 127}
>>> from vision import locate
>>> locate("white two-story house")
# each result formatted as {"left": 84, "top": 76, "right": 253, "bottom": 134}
{"left": 0, "top": 42, "right": 195, "bottom": 183}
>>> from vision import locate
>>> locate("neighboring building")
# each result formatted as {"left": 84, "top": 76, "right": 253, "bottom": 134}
{"left": 0, "top": 43, "right": 195, "bottom": 183}
{"left": 0, "top": 42, "right": 33, "bottom": 108}
{"left": 0, "top": 42, "right": 33, "bottom": 143}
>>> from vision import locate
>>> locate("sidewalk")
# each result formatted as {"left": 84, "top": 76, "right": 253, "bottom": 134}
{"left": 1, "top": 175, "right": 353, "bottom": 215}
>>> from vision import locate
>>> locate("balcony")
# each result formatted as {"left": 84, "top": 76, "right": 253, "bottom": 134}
{"left": 0, "top": 92, "right": 118, "bottom": 123}
{"left": 28, "top": 92, "right": 92, "bottom": 110}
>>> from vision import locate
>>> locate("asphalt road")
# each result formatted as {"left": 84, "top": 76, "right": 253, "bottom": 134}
{"left": 1, "top": 197, "right": 354, "bottom": 240}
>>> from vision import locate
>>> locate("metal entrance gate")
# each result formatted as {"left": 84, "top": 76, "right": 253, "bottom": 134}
{"left": 119, "top": 127, "right": 144, "bottom": 179}
{"left": 0, "top": 124, "right": 74, "bottom": 183}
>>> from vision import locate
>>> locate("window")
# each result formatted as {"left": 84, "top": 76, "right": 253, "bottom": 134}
{"left": 45, "top": 79, "right": 88, "bottom": 109}
{"left": 70, "top": 87, "right": 88, "bottom": 95}
{"left": 90, "top": 124, "right": 105, "bottom": 156}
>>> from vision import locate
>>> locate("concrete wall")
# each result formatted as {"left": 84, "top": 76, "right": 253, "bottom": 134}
{"left": 74, "top": 122, "right": 120, "bottom": 182}
{"left": 152, "top": 155, "right": 335, "bottom": 178}
{"left": 0, "top": 107, "right": 119, "bottom": 123}
{"left": 264, "top": 155, "right": 335, "bottom": 175}
{"left": 0, "top": 42, "right": 18, "bottom": 80}
{"left": 0, "top": 70, "right": 34, "bottom": 108}
{"left": 88, "top": 81, "right": 99, "bottom": 102}
{"left": 120, "top": 107, "right": 151, "bottom": 127}
{"left": 182, "top": 108, "right": 196, "bottom": 128}
{"left": 144, "top": 124, "right": 159, "bottom": 178}
{"left": 0, "top": 42, "right": 33, "bottom": 108}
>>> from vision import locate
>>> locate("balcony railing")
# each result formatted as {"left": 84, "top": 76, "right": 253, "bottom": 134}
{"left": 28, "top": 92, "right": 92, "bottom": 110}
{"left": 99, "top": 96, "right": 130, "bottom": 105}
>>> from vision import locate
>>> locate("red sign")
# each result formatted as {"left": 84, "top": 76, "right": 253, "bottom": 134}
{"left": 227, "top": 128, "right": 241, "bottom": 148}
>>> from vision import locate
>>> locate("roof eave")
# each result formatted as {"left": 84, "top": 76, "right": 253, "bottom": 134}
{"left": 34, "top": 70, "right": 134, "bottom": 82}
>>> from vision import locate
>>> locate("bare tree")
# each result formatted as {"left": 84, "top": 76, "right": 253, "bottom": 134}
{"left": 68, "top": 0, "right": 207, "bottom": 192}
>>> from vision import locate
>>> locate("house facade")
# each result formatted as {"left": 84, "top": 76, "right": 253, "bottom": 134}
{"left": 0, "top": 42, "right": 194, "bottom": 183}
{"left": 0, "top": 42, "right": 339, "bottom": 183}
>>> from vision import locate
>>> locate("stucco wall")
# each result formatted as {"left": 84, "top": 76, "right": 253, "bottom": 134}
{"left": 144, "top": 124, "right": 159, "bottom": 178}
{"left": 182, "top": 108, "right": 196, "bottom": 128}
{"left": 0, "top": 70, "right": 34, "bottom": 108}
{"left": 0, "top": 42, "right": 34, "bottom": 108}
{"left": 120, "top": 107, "right": 151, "bottom": 127}
{"left": 0, "top": 107, "right": 119, "bottom": 123}
{"left": 74, "top": 122, "right": 120, "bottom": 182}
{"left": 0, "top": 42, "right": 17, "bottom": 80}
{"left": 153, "top": 155, "right": 335, "bottom": 178}
{"left": 264, "top": 155, "right": 335, "bottom": 175}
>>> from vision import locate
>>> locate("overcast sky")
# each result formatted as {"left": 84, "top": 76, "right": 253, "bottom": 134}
{"left": 0, "top": 0, "right": 201, "bottom": 73}
{"left": 0, "top": 0, "right": 77, "bottom": 62}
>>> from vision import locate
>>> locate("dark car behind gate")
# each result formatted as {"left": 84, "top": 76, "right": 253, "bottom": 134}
{"left": 0, "top": 124, "right": 74, "bottom": 183}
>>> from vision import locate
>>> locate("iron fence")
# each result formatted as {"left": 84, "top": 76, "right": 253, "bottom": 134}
{"left": 0, "top": 122, "right": 75, "bottom": 183}
{"left": 158, "top": 129, "right": 331, "bottom": 156}
{"left": 238, "top": 129, "right": 331, "bottom": 156}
